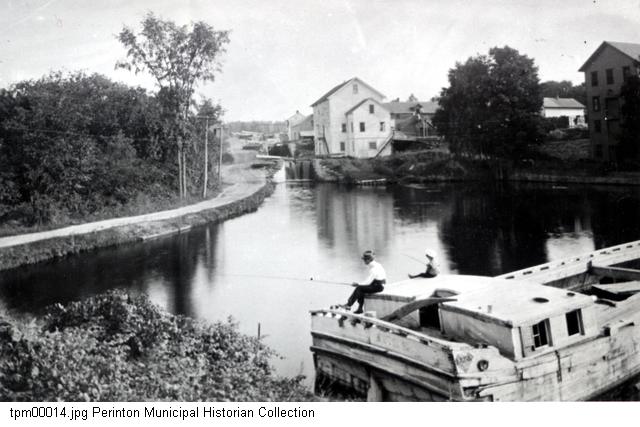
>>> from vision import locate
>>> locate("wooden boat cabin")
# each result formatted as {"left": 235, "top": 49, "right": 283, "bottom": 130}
{"left": 311, "top": 274, "right": 640, "bottom": 401}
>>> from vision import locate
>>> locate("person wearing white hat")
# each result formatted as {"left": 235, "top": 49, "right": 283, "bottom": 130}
{"left": 408, "top": 249, "right": 439, "bottom": 279}
{"left": 335, "top": 250, "right": 386, "bottom": 314}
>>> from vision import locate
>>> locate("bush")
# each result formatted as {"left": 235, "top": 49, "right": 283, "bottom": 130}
{"left": 0, "top": 290, "right": 314, "bottom": 401}
{"left": 221, "top": 152, "right": 234, "bottom": 164}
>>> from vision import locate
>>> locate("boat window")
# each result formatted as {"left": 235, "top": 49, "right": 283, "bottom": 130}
{"left": 566, "top": 310, "right": 583, "bottom": 336}
{"left": 419, "top": 305, "right": 441, "bottom": 330}
{"left": 532, "top": 320, "right": 550, "bottom": 348}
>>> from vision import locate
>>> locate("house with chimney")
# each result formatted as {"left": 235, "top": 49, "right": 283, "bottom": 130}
{"left": 311, "top": 77, "right": 392, "bottom": 158}
{"left": 579, "top": 41, "right": 640, "bottom": 161}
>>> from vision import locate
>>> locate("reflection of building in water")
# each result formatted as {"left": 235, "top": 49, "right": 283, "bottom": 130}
{"left": 315, "top": 185, "right": 393, "bottom": 258}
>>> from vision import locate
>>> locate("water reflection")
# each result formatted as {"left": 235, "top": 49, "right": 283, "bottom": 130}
{"left": 1, "top": 181, "right": 639, "bottom": 384}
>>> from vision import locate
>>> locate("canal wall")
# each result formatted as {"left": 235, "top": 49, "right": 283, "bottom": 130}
{"left": 0, "top": 176, "right": 276, "bottom": 272}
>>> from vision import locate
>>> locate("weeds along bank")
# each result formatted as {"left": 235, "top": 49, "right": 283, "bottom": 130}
{"left": 0, "top": 290, "right": 314, "bottom": 401}
{"left": 317, "top": 151, "right": 640, "bottom": 186}
{"left": 0, "top": 179, "right": 276, "bottom": 273}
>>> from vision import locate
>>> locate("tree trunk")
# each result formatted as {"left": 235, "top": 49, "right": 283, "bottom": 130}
{"left": 203, "top": 117, "right": 209, "bottom": 198}
{"left": 182, "top": 149, "right": 187, "bottom": 197}
{"left": 177, "top": 147, "right": 183, "bottom": 199}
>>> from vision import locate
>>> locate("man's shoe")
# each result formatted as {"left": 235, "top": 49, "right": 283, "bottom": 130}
{"left": 354, "top": 308, "right": 364, "bottom": 314}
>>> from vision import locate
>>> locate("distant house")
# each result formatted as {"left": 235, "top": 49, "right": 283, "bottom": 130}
{"left": 542, "top": 97, "right": 585, "bottom": 127}
{"left": 286, "top": 110, "right": 306, "bottom": 141}
{"left": 290, "top": 114, "right": 314, "bottom": 142}
{"left": 578, "top": 40, "right": 640, "bottom": 161}
{"left": 311, "top": 77, "right": 392, "bottom": 158}
{"left": 383, "top": 100, "right": 439, "bottom": 138}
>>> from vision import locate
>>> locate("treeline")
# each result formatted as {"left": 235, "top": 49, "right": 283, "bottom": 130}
{"left": 0, "top": 72, "right": 222, "bottom": 228}
{"left": 226, "top": 121, "right": 286, "bottom": 135}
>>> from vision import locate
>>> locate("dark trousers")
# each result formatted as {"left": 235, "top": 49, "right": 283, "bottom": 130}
{"left": 347, "top": 279, "right": 385, "bottom": 310}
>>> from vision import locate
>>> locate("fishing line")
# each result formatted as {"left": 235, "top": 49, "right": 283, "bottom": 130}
{"left": 215, "top": 272, "right": 351, "bottom": 286}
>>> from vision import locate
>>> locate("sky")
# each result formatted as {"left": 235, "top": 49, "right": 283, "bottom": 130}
{"left": 1, "top": 0, "right": 640, "bottom": 121}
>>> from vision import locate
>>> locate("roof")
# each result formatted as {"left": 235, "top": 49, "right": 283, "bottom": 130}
{"left": 579, "top": 41, "right": 640, "bottom": 72}
{"left": 543, "top": 97, "right": 585, "bottom": 109}
{"left": 443, "top": 280, "right": 594, "bottom": 327}
{"left": 286, "top": 111, "right": 306, "bottom": 125}
{"left": 291, "top": 114, "right": 313, "bottom": 131}
{"left": 383, "top": 101, "right": 438, "bottom": 115}
{"left": 369, "top": 274, "right": 594, "bottom": 327}
{"left": 310, "top": 77, "right": 386, "bottom": 107}
{"left": 370, "top": 275, "right": 503, "bottom": 303}
{"left": 344, "top": 97, "right": 388, "bottom": 116}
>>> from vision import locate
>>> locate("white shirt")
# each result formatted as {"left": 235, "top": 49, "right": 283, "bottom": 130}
{"left": 360, "top": 260, "right": 386, "bottom": 285}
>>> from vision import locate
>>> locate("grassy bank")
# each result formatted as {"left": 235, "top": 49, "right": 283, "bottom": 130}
{"left": 0, "top": 290, "right": 315, "bottom": 401}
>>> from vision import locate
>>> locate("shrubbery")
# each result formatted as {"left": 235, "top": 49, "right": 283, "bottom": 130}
{"left": 0, "top": 291, "right": 314, "bottom": 401}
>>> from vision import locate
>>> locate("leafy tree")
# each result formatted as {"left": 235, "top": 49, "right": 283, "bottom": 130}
{"left": 619, "top": 75, "right": 640, "bottom": 162}
{"left": 0, "top": 72, "right": 172, "bottom": 225}
{"left": 433, "top": 46, "right": 544, "bottom": 158}
{"left": 116, "top": 12, "right": 230, "bottom": 199}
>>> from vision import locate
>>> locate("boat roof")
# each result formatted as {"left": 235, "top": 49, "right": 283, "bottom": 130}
{"left": 375, "top": 275, "right": 501, "bottom": 302}
{"left": 372, "top": 275, "right": 594, "bottom": 327}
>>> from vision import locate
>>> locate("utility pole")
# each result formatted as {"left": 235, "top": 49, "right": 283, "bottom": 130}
{"left": 197, "top": 116, "right": 216, "bottom": 199}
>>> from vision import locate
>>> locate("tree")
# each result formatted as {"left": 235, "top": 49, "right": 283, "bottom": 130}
{"left": 433, "top": 46, "right": 543, "bottom": 158}
{"left": 619, "top": 75, "right": 640, "bottom": 162}
{"left": 116, "top": 12, "right": 230, "bottom": 199}
{"left": 0, "top": 72, "right": 171, "bottom": 225}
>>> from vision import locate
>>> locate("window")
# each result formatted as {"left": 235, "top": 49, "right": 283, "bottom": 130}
{"left": 379, "top": 122, "right": 385, "bottom": 132}
{"left": 594, "top": 120, "right": 602, "bottom": 133}
{"left": 341, "top": 123, "right": 346, "bottom": 133}
{"left": 566, "top": 310, "right": 583, "bottom": 336}
{"left": 591, "top": 71, "right": 599, "bottom": 87}
{"left": 359, "top": 122, "right": 365, "bottom": 132}
{"left": 353, "top": 84, "right": 358, "bottom": 94}
{"left": 595, "top": 144, "right": 603, "bottom": 158}
{"left": 532, "top": 320, "right": 550, "bottom": 348}
{"left": 592, "top": 96, "right": 600, "bottom": 112}
{"left": 369, "top": 141, "right": 377, "bottom": 150}
{"left": 606, "top": 68, "right": 614, "bottom": 85}
{"left": 340, "top": 141, "right": 346, "bottom": 152}
{"left": 623, "top": 66, "right": 631, "bottom": 82}
{"left": 369, "top": 104, "right": 375, "bottom": 114}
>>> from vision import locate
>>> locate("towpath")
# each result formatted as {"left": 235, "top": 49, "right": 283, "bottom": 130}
{"left": 0, "top": 154, "right": 268, "bottom": 250}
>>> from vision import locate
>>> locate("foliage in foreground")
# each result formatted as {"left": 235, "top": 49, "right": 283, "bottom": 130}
{"left": 0, "top": 291, "right": 314, "bottom": 401}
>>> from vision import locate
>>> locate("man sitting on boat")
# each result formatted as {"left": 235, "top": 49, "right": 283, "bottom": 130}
{"left": 408, "top": 249, "right": 439, "bottom": 279}
{"left": 336, "top": 250, "right": 386, "bottom": 314}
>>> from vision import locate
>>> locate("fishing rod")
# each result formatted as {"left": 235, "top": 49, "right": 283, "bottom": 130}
{"left": 402, "top": 253, "right": 426, "bottom": 265}
{"left": 217, "top": 273, "right": 352, "bottom": 286}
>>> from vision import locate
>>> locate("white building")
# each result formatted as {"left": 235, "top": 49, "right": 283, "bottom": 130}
{"left": 542, "top": 97, "right": 586, "bottom": 127}
{"left": 311, "top": 77, "right": 392, "bottom": 158}
{"left": 286, "top": 110, "right": 306, "bottom": 141}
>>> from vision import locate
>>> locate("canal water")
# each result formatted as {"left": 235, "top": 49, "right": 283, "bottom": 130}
{"left": 1, "top": 182, "right": 640, "bottom": 387}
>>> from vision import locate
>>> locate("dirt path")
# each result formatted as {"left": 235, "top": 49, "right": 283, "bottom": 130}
{"left": 0, "top": 156, "right": 267, "bottom": 250}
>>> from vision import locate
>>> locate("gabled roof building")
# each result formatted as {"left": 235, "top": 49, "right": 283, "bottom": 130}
{"left": 578, "top": 41, "right": 640, "bottom": 161}
{"left": 311, "top": 77, "right": 393, "bottom": 158}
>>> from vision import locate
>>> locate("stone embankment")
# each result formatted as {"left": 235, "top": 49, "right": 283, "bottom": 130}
{"left": 0, "top": 163, "right": 275, "bottom": 272}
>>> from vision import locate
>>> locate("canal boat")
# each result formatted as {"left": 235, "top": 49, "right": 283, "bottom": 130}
{"left": 310, "top": 240, "right": 640, "bottom": 401}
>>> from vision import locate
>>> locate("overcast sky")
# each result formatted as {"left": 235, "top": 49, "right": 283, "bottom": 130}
{"left": 1, "top": 0, "right": 639, "bottom": 121}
